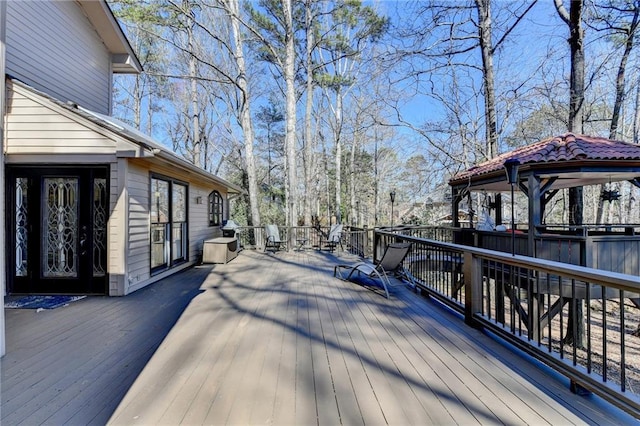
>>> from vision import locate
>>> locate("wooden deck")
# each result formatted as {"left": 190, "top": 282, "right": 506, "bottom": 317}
{"left": 1, "top": 250, "right": 635, "bottom": 425}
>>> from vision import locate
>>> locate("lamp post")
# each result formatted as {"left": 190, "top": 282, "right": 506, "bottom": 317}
{"left": 390, "top": 190, "right": 396, "bottom": 227}
{"left": 503, "top": 158, "right": 520, "bottom": 256}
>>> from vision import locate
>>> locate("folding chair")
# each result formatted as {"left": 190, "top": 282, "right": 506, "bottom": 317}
{"left": 264, "top": 224, "right": 283, "bottom": 252}
{"left": 333, "top": 242, "right": 414, "bottom": 298}
{"left": 325, "top": 224, "right": 343, "bottom": 252}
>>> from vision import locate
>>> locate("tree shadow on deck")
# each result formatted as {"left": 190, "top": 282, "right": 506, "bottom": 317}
{"left": 203, "top": 251, "right": 532, "bottom": 424}
{"left": 201, "top": 250, "right": 634, "bottom": 424}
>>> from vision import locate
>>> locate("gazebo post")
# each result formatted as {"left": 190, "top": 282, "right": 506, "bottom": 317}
{"left": 452, "top": 187, "right": 460, "bottom": 228}
{"left": 528, "top": 175, "right": 541, "bottom": 257}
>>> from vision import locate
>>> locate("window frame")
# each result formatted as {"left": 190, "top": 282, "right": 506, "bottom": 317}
{"left": 208, "top": 190, "right": 223, "bottom": 227}
{"left": 150, "top": 174, "right": 189, "bottom": 275}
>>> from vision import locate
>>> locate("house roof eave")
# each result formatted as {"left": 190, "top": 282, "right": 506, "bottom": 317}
{"left": 8, "top": 78, "right": 242, "bottom": 194}
{"left": 76, "top": 107, "right": 243, "bottom": 194}
{"left": 78, "top": 0, "right": 142, "bottom": 74}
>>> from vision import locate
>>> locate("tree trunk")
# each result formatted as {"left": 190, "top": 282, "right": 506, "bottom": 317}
{"left": 133, "top": 75, "right": 141, "bottom": 130}
{"left": 634, "top": 76, "right": 640, "bottom": 144}
{"left": 187, "top": 5, "right": 201, "bottom": 168}
{"left": 283, "top": 0, "right": 298, "bottom": 238}
{"left": 228, "top": 0, "right": 260, "bottom": 231}
{"left": 349, "top": 132, "right": 357, "bottom": 225}
{"left": 475, "top": 0, "right": 498, "bottom": 160}
{"left": 628, "top": 185, "right": 637, "bottom": 222}
{"left": 147, "top": 90, "right": 153, "bottom": 136}
{"left": 374, "top": 134, "right": 379, "bottom": 226}
{"left": 597, "top": 4, "right": 639, "bottom": 223}
{"left": 555, "top": 0, "right": 585, "bottom": 348}
{"left": 303, "top": 0, "right": 315, "bottom": 226}
{"left": 566, "top": 1, "right": 585, "bottom": 134}
{"left": 334, "top": 88, "right": 343, "bottom": 224}
{"left": 610, "top": 5, "right": 639, "bottom": 139}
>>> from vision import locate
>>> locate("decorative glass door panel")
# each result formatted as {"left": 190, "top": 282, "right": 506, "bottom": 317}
{"left": 93, "top": 178, "right": 107, "bottom": 277}
{"left": 42, "top": 177, "right": 79, "bottom": 278}
{"left": 7, "top": 167, "right": 109, "bottom": 294}
{"left": 15, "top": 177, "right": 29, "bottom": 277}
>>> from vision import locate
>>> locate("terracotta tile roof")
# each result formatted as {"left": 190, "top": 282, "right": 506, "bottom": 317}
{"left": 450, "top": 133, "right": 640, "bottom": 183}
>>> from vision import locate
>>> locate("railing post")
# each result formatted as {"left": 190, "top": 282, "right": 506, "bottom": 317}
{"left": 373, "top": 230, "right": 381, "bottom": 262}
{"left": 464, "top": 251, "right": 483, "bottom": 328}
{"left": 364, "top": 225, "right": 372, "bottom": 259}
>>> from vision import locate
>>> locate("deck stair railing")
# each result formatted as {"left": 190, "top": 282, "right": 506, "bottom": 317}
{"left": 375, "top": 229, "right": 640, "bottom": 418}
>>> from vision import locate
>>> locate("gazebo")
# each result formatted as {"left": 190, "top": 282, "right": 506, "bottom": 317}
{"left": 449, "top": 133, "right": 640, "bottom": 275}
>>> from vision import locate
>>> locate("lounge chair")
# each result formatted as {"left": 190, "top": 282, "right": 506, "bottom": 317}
{"left": 264, "top": 224, "right": 283, "bottom": 252}
{"left": 325, "top": 224, "right": 343, "bottom": 252}
{"left": 333, "top": 242, "right": 414, "bottom": 298}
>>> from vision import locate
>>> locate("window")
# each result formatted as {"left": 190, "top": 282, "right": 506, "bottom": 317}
{"left": 208, "top": 190, "right": 223, "bottom": 226}
{"left": 151, "top": 176, "right": 188, "bottom": 274}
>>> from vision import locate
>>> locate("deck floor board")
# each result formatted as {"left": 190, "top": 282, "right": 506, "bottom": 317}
{"left": 2, "top": 250, "right": 635, "bottom": 425}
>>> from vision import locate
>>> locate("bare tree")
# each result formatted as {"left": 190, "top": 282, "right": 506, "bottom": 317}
{"left": 224, "top": 0, "right": 262, "bottom": 229}
{"left": 315, "top": 1, "right": 388, "bottom": 223}
{"left": 555, "top": 0, "right": 586, "bottom": 348}
{"left": 111, "top": 1, "right": 169, "bottom": 133}
{"left": 302, "top": 0, "right": 317, "bottom": 226}
{"left": 589, "top": 0, "right": 640, "bottom": 223}
{"left": 391, "top": 1, "right": 537, "bottom": 166}
{"left": 243, "top": 0, "right": 300, "bottom": 248}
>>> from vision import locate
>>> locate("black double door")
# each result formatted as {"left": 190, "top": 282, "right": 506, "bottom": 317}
{"left": 6, "top": 166, "right": 109, "bottom": 294}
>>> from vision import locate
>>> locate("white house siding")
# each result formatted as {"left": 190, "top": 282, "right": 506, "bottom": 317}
{"left": 5, "top": 0, "right": 111, "bottom": 114}
{"left": 126, "top": 163, "right": 151, "bottom": 292}
{"left": 3, "top": 82, "right": 236, "bottom": 297}
{"left": 108, "top": 159, "right": 126, "bottom": 296}
{"left": 4, "top": 84, "right": 116, "bottom": 155}
{"left": 1, "top": 0, "right": 7, "bottom": 358}
{"left": 189, "top": 183, "right": 224, "bottom": 263}
{"left": 121, "top": 159, "right": 228, "bottom": 295}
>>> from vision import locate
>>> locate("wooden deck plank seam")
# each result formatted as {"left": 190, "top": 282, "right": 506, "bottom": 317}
{"left": 310, "top": 255, "right": 386, "bottom": 425}
{"left": 316, "top": 255, "right": 388, "bottom": 423}
{"left": 334, "top": 273, "right": 464, "bottom": 424}
{"left": 320, "top": 258, "right": 416, "bottom": 424}
{"left": 201, "top": 255, "right": 284, "bottom": 424}
{"left": 393, "top": 288, "right": 596, "bottom": 424}
{"left": 4, "top": 251, "right": 633, "bottom": 425}
{"left": 308, "top": 253, "right": 361, "bottom": 425}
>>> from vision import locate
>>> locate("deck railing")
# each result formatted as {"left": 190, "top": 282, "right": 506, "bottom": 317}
{"left": 235, "top": 225, "right": 372, "bottom": 256}
{"left": 230, "top": 224, "right": 640, "bottom": 415}
{"left": 234, "top": 224, "right": 453, "bottom": 255}
{"left": 375, "top": 229, "right": 640, "bottom": 418}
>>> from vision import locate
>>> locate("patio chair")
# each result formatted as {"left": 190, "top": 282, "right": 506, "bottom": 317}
{"left": 264, "top": 224, "right": 283, "bottom": 252}
{"left": 325, "top": 224, "right": 343, "bottom": 252}
{"left": 333, "top": 242, "right": 414, "bottom": 299}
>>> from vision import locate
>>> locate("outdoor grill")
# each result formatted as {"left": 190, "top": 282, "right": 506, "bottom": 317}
{"left": 221, "top": 219, "right": 240, "bottom": 238}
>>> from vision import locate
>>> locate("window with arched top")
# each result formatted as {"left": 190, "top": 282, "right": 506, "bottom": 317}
{"left": 208, "top": 190, "right": 223, "bottom": 226}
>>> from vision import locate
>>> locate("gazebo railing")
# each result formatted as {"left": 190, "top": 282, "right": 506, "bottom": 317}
{"left": 451, "top": 226, "right": 640, "bottom": 277}
{"left": 537, "top": 223, "right": 640, "bottom": 236}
